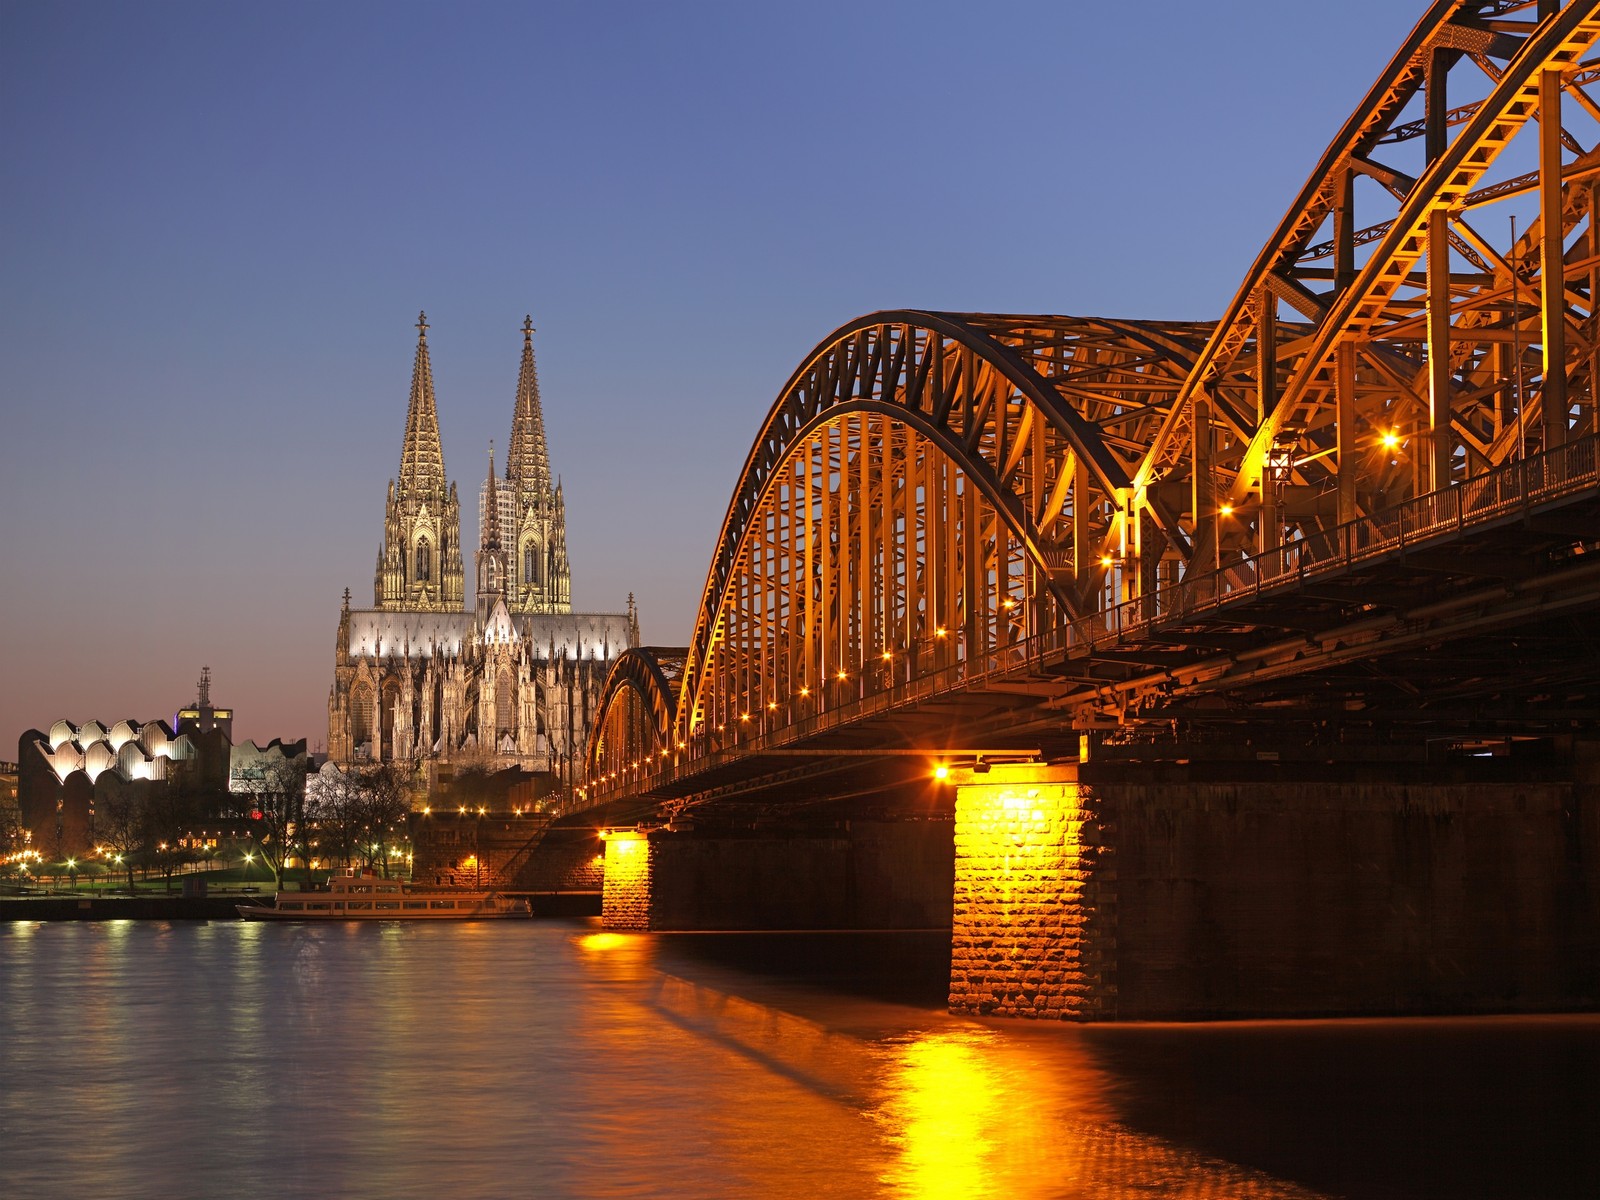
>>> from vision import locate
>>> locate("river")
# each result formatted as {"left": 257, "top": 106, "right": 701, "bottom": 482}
{"left": 1, "top": 919, "right": 1595, "bottom": 1199}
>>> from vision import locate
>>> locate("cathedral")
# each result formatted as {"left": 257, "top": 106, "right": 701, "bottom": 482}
{"left": 328, "top": 314, "right": 635, "bottom": 790}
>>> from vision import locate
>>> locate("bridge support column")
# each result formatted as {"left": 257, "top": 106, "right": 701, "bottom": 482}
{"left": 600, "top": 830, "right": 653, "bottom": 930}
{"left": 597, "top": 820, "right": 953, "bottom": 931}
{"left": 948, "top": 763, "right": 1116, "bottom": 1020}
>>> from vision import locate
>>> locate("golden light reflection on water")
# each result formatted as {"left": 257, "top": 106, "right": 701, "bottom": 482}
{"left": 576, "top": 931, "right": 632, "bottom": 953}
{"left": 874, "top": 1032, "right": 1008, "bottom": 1199}
{"left": 870, "top": 1025, "right": 1324, "bottom": 1200}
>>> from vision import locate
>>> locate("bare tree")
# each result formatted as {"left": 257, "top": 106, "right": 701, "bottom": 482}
{"left": 94, "top": 776, "right": 149, "bottom": 891}
{"left": 303, "top": 763, "right": 414, "bottom": 876}
{"left": 356, "top": 763, "right": 411, "bottom": 876}
{"left": 0, "top": 779, "right": 28, "bottom": 881}
{"left": 249, "top": 756, "right": 309, "bottom": 889}
{"left": 307, "top": 765, "right": 363, "bottom": 869}
{"left": 145, "top": 774, "right": 202, "bottom": 892}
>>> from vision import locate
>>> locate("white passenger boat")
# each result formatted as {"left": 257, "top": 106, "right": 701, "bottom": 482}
{"left": 236, "top": 867, "right": 531, "bottom": 921}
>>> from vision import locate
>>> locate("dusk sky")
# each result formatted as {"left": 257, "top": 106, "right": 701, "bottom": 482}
{"left": 1, "top": 0, "right": 1423, "bottom": 751}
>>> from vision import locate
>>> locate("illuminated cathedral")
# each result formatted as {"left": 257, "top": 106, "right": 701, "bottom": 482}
{"left": 328, "top": 314, "right": 635, "bottom": 789}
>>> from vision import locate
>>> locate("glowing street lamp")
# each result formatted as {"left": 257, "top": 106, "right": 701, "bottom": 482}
{"left": 1216, "top": 503, "right": 1234, "bottom": 573}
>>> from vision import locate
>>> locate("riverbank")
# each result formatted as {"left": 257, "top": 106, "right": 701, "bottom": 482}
{"left": 0, "top": 890, "right": 602, "bottom": 921}
{"left": 0, "top": 893, "right": 247, "bottom": 920}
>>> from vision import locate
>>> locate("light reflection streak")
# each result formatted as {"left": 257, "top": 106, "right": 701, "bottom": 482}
{"left": 873, "top": 1032, "right": 1008, "bottom": 1198}
{"left": 870, "top": 1026, "right": 1323, "bottom": 1199}
{"left": 576, "top": 931, "right": 632, "bottom": 953}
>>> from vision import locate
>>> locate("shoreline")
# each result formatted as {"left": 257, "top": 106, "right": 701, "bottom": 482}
{"left": 0, "top": 890, "right": 601, "bottom": 922}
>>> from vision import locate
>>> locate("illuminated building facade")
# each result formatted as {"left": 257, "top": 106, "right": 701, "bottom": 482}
{"left": 15, "top": 670, "right": 238, "bottom": 857}
{"left": 328, "top": 314, "right": 634, "bottom": 790}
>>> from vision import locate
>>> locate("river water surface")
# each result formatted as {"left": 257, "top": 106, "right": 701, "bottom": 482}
{"left": 1, "top": 919, "right": 1595, "bottom": 1199}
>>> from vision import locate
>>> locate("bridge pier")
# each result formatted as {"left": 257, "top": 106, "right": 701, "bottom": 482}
{"left": 599, "top": 819, "right": 953, "bottom": 932}
{"left": 950, "top": 745, "right": 1600, "bottom": 1021}
{"left": 947, "top": 764, "right": 1116, "bottom": 1019}
{"left": 592, "top": 745, "right": 1597, "bottom": 1020}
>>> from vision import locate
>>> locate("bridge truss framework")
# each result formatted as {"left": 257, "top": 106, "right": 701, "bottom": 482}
{"left": 586, "top": 0, "right": 1600, "bottom": 812}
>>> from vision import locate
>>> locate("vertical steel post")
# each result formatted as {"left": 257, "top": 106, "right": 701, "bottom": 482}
{"left": 1336, "top": 342, "right": 1358, "bottom": 523}
{"left": 1541, "top": 64, "right": 1568, "bottom": 449}
{"left": 1257, "top": 292, "right": 1280, "bottom": 556}
{"left": 1426, "top": 48, "right": 1453, "bottom": 493}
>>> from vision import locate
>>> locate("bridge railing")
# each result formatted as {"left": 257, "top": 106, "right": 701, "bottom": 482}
{"left": 579, "top": 432, "right": 1598, "bottom": 808}
{"left": 1142, "top": 432, "right": 1598, "bottom": 624}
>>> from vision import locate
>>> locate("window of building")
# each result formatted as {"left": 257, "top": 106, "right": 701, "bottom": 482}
{"left": 352, "top": 687, "right": 374, "bottom": 748}
{"left": 416, "top": 539, "right": 432, "bottom": 582}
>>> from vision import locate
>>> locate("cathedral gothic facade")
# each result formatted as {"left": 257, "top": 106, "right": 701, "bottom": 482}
{"left": 329, "top": 314, "right": 635, "bottom": 790}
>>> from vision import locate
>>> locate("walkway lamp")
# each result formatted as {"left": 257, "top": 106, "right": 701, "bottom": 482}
{"left": 1216, "top": 504, "right": 1234, "bottom": 576}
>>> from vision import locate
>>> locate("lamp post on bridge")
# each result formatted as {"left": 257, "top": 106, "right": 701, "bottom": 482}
{"left": 1266, "top": 432, "right": 1299, "bottom": 575}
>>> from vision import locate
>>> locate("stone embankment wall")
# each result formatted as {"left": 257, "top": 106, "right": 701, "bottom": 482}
{"left": 409, "top": 813, "right": 551, "bottom": 889}
{"left": 516, "top": 826, "right": 605, "bottom": 892}
{"left": 0, "top": 895, "right": 246, "bottom": 921}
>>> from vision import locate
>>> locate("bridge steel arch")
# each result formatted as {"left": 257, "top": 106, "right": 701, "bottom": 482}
{"left": 587, "top": 647, "right": 685, "bottom": 786}
{"left": 670, "top": 312, "right": 1209, "bottom": 752}
{"left": 1141, "top": 0, "right": 1600, "bottom": 576}
{"left": 578, "top": 1, "right": 1600, "bottom": 808}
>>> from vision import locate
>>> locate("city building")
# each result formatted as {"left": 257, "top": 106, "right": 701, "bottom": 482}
{"left": 14, "top": 670, "right": 283, "bottom": 858}
{"left": 327, "top": 314, "right": 634, "bottom": 790}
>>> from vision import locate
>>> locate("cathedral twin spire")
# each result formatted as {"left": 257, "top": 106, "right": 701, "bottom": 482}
{"left": 399, "top": 311, "right": 446, "bottom": 497}
{"left": 507, "top": 316, "right": 551, "bottom": 501}
{"left": 377, "top": 312, "right": 570, "bottom": 618}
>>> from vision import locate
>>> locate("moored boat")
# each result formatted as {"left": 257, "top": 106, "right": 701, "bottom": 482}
{"left": 236, "top": 866, "right": 530, "bottom": 921}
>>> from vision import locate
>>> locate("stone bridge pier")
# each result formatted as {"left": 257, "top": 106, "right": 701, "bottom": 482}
{"left": 599, "top": 743, "right": 1600, "bottom": 1020}
{"left": 948, "top": 749, "right": 1600, "bottom": 1020}
{"left": 599, "top": 818, "right": 953, "bottom": 932}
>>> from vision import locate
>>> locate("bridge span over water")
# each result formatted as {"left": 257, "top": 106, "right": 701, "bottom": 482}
{"left": 561, "top": 2, "right": 1600, "bottom": 1020}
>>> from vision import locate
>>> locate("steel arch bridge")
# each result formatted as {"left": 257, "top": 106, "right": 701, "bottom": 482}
{"left": 583, "top": 0, "right": 1600, "bottom": 812}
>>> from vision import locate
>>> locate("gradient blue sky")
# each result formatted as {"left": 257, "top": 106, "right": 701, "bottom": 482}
{"left": 1, "top": 0, "right": 1424, "bottom": 750}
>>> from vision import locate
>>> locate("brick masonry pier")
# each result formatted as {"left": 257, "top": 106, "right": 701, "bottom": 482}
{"left": 600, "top": 819, "right": 953, "bottom": 932}
{"left": 947, "top": 747, "right": 1600, "bottom": 1020}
